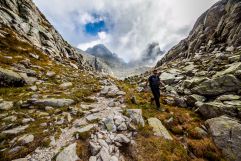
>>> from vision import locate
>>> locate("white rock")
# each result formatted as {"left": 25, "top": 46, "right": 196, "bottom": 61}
{"left": 114, "top": 134, "right": 130, "bottom": 144}
{"left": 99, "top": 147, "right": 111, "bottom": 161}
{"left": 0, "top": 101, "right": 13, "bottom": 110}
{"left": 89, "top": 156, "right": 97, "bottom": 161}
{"left": 127, "top": 109, "right": 145, "bottom": 127}
{"left": 40, "top": 123, "right": 47, "bottom": 127}
{"left": 117, "top": 122, "right": 127, "bottom": 131}
{"left": 45, "top": 106, "right": 54, "bottom": 111}
{"left": 22, "top": 118, "right": 34, "bottom": 124}
{"left": 56, "top": 143, "right": 80, "bottom": 161}
{"left": 2, "top": 125, "right": 29, "bottom": 135}
{"left": 103, "top": 117, "right": 117, "bottom": 132}
{"left": 3, "top": 115, "right": 17, "bottom": 122}
{"left": 98, "top": 139, "right": 109, "bottom": 149}
{"left": 90, "top": 141, "right": 101, "bottom": 155}
{"left": 31, "top": 98, "right": 75, "bottom": 107}
{"left": 110, "top": 156, "right": 118, "bottom": 161}
{"left": 114, "top": 115, "right": 125, "bottom": 126}
{"left": 70, "top": 62, "right": 79, "bottom": 69}
{"left": 46, "top": 71, "right": 56, "bottom": 77}
{"left": 226, "top": 46, "right": 235, "bottom": 52}
{"left": 86, "top": 114, "right": 99, "bottom": 122}
{"left": 59, "top": 82, "right": 73, "bottom": 89}
{"left": 108, "top": 101, "right": 116, "bottom": 107}
{"left": 18, "top": 134, "right": 34, "bottom": 144}
{"left": 148, "top": 118, "right": 173, "bottom": 140}
{"left": 77, "top": 124, "right": 96, "bottom": 133}
{"left": 29, "top": 86, "right": 37, "bottom": 91}
{"left": 29, "top": 53, "right": 39, "bottom": 59}
{"left": 116, "top": 91, "right": 126, "bottom": 96}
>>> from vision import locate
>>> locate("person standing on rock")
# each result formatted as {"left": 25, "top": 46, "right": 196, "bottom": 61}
{"left": 147, "top": 69, "right": 165, "bottom": 111}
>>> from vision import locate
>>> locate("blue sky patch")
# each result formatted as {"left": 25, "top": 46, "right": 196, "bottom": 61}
{"left": 85, "top": 18, "right": 107, "bottom": 36}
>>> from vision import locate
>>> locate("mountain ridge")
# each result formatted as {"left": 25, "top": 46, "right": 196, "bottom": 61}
{"left": 156, "top": 0, "right": 241, "bottom": 67}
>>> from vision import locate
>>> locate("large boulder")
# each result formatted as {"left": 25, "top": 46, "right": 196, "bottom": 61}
{"left": 29, "top": 98, "right": 75, "bottom": 108}
{"left": 0, "top": 101, "right": 14, "bottom": 110}
{"left": 213, "top": 62, "right": 241, "bottom": 78}
{"left": 199, "top": 101, "right": 239, "bottom": 119}
{"left": 206, "top": 116, "right": 241, "bottom": 161}
{"left": 186, "top": 94, "right": 206, "bottom": 106}
{"left": 148, "top": 117, "right": 173, "bottom": 140}
{"left": 0, "top": 67, "right": 26, "bottom": 87}
{"left": 159, "top": 72, "right": 178, "bottom": 85}
{"left": 127, "top": 109, "right": 145, "bottom": 126}
{"left": 56, "top": 143, "right": 79, "bottom": 161}
{"left": 174, "top": 97, "right": 187, "bottom": 108}
{"left": 18, "top": 134, "right": 34, "bottom": 145}
{"left": 2, "top": 125, "right": 29, "bottom": 135}
{"left": 183, "top": 77, "right": 208, "bottom": 89}
{"left": 191, "top": 74, "right": 241, "bottom": 96}
{"left": 216, "top": 95, "right": 240, "bottom": 101}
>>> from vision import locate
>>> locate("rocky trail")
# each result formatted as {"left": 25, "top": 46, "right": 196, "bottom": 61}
{"left": 11, "top": 79, "right": 143, "bottom": 161}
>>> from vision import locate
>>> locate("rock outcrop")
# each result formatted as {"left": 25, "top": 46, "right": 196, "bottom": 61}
{"left": 151, "top": 1, "right": 241, "bottom": 160}
{"left": 0, "top": 67, "right": 26, "bottom": 87}
{"left": 0, "top": 0, "right": 84, "bottom": 67}
{"left": 206, "top": 116, "right": 241, "bottom": 161}
{"left": 147, "top": 117, "right": 173, "bottom": 140}
{"left": 156, "top": 0, "right": 241, "bottom": 66}
{"left": 153, "top": 0, "right": 241, "bottom": 121}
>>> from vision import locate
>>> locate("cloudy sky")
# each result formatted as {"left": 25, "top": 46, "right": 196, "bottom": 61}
{"left": 33, "top": 0, "right": 219, "bottom": 62}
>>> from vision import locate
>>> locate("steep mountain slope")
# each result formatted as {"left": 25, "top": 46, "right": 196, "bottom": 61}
{"left": 150, "top": 0, "right": 241, "bottom": 160}
{"left": 0, "top": 0, "right": 85, "bottom": 68}
{"left": 0, "top": 0, "right": 102, "bottom": 160}
{"left": 156, "top": 0, "right": 241, "bottom": 66}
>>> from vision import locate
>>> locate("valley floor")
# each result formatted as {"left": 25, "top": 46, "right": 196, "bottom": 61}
{"left": 1, "top": 76, "right": 225, "bottom": 161}
{"left": 0, "top": 30, "right": 227, "bottom": 160}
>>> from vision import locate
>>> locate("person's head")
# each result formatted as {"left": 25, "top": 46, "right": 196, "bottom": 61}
{"left": 153, "top": 69, "right": 158, "bottom": 75}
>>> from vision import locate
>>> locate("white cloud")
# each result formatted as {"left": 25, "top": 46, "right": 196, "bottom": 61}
{"left": 77, "top": 31, "right": 110, "bottom": 50}
{"left": 33, "top": 0, "right": 219, "bottom": 62}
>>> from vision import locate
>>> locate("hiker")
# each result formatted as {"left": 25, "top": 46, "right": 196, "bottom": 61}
{"left": 146, "top": 69, "right": 165, "bottom": 111}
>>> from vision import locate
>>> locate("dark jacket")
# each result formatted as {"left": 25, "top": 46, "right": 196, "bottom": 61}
{"left": 148, "top": 75, "right": 160, "bottom": 87}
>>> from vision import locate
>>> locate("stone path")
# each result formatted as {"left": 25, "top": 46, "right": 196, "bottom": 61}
{"left": 24, "top": 79, "right": 137, "bottom": 161}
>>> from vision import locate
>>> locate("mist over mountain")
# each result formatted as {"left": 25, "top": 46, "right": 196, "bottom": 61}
{"left": 129, "top": 42, "right": 165, "bottom": 67}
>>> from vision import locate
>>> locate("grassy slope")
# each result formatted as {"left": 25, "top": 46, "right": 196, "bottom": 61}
{"left": 0, "top": 27, "right": 101, "bottom": 160}
{"left": 115, "top": 78, "right": 225, "bottom": 161}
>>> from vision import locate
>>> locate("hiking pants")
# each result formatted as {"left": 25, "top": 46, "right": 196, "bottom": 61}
{"left": 150, "top": 86, "right": 160, "bottom": 109}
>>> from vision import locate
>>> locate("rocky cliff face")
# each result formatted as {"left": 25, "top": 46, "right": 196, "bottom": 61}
{"left": 152, "top": 0, "right": 241, "bottom": 160}
{"left": 156, "top": 0, "right": 241, "bottom": 66}
{"left": 0, "top": 0, "right": 84, "bottom": 67}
